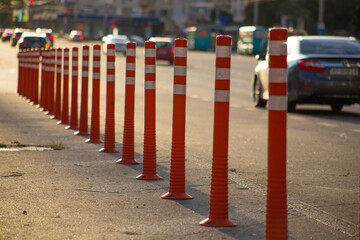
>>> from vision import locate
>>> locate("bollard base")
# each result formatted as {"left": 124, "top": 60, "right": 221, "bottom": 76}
{"left": 200, "top": 217, "right": 236, "bottom": 227}
{"left": 116, "top": 158, "right": 139, "bottom": 165}
{"left": 161, "top": 192, "right": 192, "bottom": 200}
{"left": 99, "top": 147, "right": 119, "bottom": 153}
{"left": 57, "top": 120, "right": 70, "bottom": 125}
{"left": 85, "top": 138, "right": 103, "bottom": 144}
{"left": 74, "top": 131, "right": 89, "bottom": 136}
{"left": 65, "top": 125, "right": 78, "bottom": 130}
{"left": 136, "top": 173, "right": 163, "bottom": 180}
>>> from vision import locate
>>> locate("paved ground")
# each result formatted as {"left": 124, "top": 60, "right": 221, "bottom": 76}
{"left": 0, "top": 44, "right": 358, "bottom": 239}
{"left": 2, "top": 92, "right": 358, "bottom": 240}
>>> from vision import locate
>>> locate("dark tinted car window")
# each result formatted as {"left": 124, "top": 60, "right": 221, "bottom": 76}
{"left": 23, "top": 37, "right": 47, "bottom": 46}
{"left": 300, "top": 39, "right": 360, "bottom": 55}
{"left": 156, "top": 42, "right": 171, "bottom": 47}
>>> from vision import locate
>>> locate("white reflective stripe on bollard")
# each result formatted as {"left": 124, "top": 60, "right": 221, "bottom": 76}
{"left": 174, "top": 66, "right": 186, "bottom": 76}
{"left": 216, "top": 46, "right": 232, "bottom": 58}
{"left": 269, "top": 68, "right": 287, "bottom": 83}
{"left": 126, "top": 77, "right": 135, "bottom": 85}
{"left": 215, "top": 68, "right": 230, "bottom": 80}
{"left": 268, "top": 40, "right": 287, "bottom": 56}
{"left": 214, "top": 90, "right": 230, "bottom": 102}
{"left": 145, "top": 81, "right": 156, "bottom": 89}
{"left": 173, "top": 84, "right": 186, "bottom": 95}
{"left": 268, "top": 95, "right": 287, "bottom": 111}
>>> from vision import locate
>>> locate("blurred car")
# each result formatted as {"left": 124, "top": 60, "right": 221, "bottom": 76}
{"left": 68, "top": 30, "right": 84, "bottom": 41}
{"left": 18, "top": 32, "right": 50, "bottom": 50}
{"left": 252, "top": 35, "right": 360, "bottom": 112}
{"left": 128, "top": 35, "right": 145, "bottom": 46}
{"left": 36, "top": 28, "right": 54, "bottom": 46}
{"left": 102, "top": 35, "right": 129, "bottom": 55}
{"left": 149, "top": 37, "right": 174, "bottom": 65}
{"left": 1, "top": 29, "right": 14, "bottom": 42}
{"left": 11, "top": 28, "right": 25, "bottom": 47}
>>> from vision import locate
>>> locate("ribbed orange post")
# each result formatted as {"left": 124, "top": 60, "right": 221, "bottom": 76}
{"left": 200, "top": 35, "right": 236, "bottom": 227}
{"left": 41, "top": 49, "right": 50, "bottom": 112}
{"left": 33, "top": 49, "right": 40, "bottom": 105}
{"left": 86, "top": 44, "right": 103, "bottom": 143}
{"left": 47, "top": 48, "right": 56, "bottom": 116}
{"left": 39, "top": 49, "right": 46, "bottom": 109}
{"left": 136, "top": 41, "right": 162, "bottom": 180}
{"left": 99, "top": 44, "right": 119, "bottom": 153}
{"left": 66, "top": 47, "right": 79, "bottom": 130}
{"left": 117, "top": 42, "right": 138, "bottom": 164}
{"left": 59, "top": 48, "right": 70, "bottom": 125}
{"left": 265, "top": 27, "right": 288, "bottom": 240}
{"left": 28, "top": 50, "right": 34, "bottom": 102}
{"left": 17, "top": 50, "right": 22, "bottom": 96}
{"left": 162, "top": 38, "right": 191, "bottom": 199}
{"left": 24, "top": 50, "right": 30, "bottom": 99}
{"left": 75, "top": 45, "right": 90, "bottom": 136}
{"left": 29, "top": 49, "right": 35, "bottom": 103}
{"left": 53, "top": 48, "right": 62, "bottom": 119}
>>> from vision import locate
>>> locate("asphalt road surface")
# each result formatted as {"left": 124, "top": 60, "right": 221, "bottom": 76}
{"left": 1, "top": 37, "right": 359, "bottom": 238}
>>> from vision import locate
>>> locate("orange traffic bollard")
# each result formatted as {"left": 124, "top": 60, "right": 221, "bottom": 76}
{"left": 136, "top": 41, "right": 162, "bottom": 180}
{"left": 17, "top": 50, "right": 22, "bottom": 96}
{"left": 42, "top": 49, "right": 50, "bottom": 112}
{"left": 54, "top": 48, "right": 62, "bottom": 119}
{"left": 67, "top": 47, "right": 79, "bottom": 130}
{"left": 265, "top": 27, "right": 288, "bottom": 240}
{"left": 32, "top": 49, "right": 40, "bottom": 105}
{"left": 47, "top": 48, "right": 56, "bottom": 116}
{"left": 39, "top": 49, "right": 47, "bottom": 110}
{"left": 75, "top": 45, "right": 90, "bottom": 136}
{"left": 99, "top": 44, "right": 119, "bottom": 153}
{"left": 86, "top": 44, "right": 103, "bottom": 143}
{"left": 162, "top": 38, "right": 192, "bottom": 199}
{"left": 117, "top": 42, "right": 138, "bottom": 164}
{"left": 59, "top": 48, "right": 70, "bottom": 125}
{"left": 200, "top": 35, "right": 236, "bottom": 227}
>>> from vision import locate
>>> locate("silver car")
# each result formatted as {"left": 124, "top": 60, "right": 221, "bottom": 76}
{"left": 102, "top": 35, "right": 129, "bottom": 55}
{"left": 252, "top": 36, "right": 360, "bottom": 112}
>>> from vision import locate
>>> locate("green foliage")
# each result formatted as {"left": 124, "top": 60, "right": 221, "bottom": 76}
{"left": 244, "top": 0, "right": 360, "bottom": 36}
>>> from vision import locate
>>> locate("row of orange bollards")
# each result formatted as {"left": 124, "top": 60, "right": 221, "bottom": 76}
{"left": 16, "top": 29, "right": 288, "bottom": 237}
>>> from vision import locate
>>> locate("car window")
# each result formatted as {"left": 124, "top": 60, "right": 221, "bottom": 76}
{"left": 24, "top": 37, "right": 46, "bottom": 44}
{"left": 300, "top": 39, "right": 360, "bottom": 55}
{"left": 156, "top": 42, "right": 171, "bottom": 47}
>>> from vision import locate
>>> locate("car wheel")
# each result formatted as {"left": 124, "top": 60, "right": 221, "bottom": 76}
{"left": 252, "top": 77, "right": 267, "bottom": 108}
{"left": 331, "top": 103, "right": 343, "bottom": 112}
{"left": 169, "top": 60, "right": 174, "bottom": 65}
{"left": 287, "top": 102, "right": 296, "bottom": 112}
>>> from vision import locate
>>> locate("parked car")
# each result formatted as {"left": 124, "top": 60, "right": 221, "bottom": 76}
{"left": 252, "top": 35, "right": 360, "bottom": 112}
{"left": 102, "top": 35, "right": 129, "bottom": 55}
{"left": 128, "top": 35, "right": 145, "bottom": 46}
{"left": 1, "top": 29, "right": 14, "bottom": 42}
{"left": 36, "top": 28, "right": 54, "bottom": 46}
{"left": 11, "top": 28, "right": 25, "bottom": 47}
{"left": 18, "top": 32, "right": 50, "bottom": 50}
{"left": 68, "top": 30, "right": 84, "bottom": 41}
{"left": 149, "top": 37, "right": 174, "bottom": 65}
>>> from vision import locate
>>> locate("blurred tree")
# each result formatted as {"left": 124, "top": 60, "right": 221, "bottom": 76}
{"left": 0, "top": 0, "right": 13, "bottom": 27}
{"left": 244, "top": 0, "right": 360, "bottom": 36}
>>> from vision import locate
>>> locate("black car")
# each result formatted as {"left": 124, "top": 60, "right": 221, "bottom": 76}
{"left": 11, "top": 29, "right": 25, "bottom": 47}
{"left": 1, "top": 29, "right": 14, "bottom": 42}
{"left": 18, "top": 32, "right": 50, "bottom": 50}
{"left": 36, "top": 28, "right": 54, "bottom": 47}
{"left": 253, "top": 36, "right": 360, "bottom": 112}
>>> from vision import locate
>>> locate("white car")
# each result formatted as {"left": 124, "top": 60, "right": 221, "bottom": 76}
{"left": 102, "top": 35, "right": 129, "bottom": 55}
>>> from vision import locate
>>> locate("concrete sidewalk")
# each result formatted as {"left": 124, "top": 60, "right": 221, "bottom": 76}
{"left": 0, "top": 90, "right": 357, "bottom": 240}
